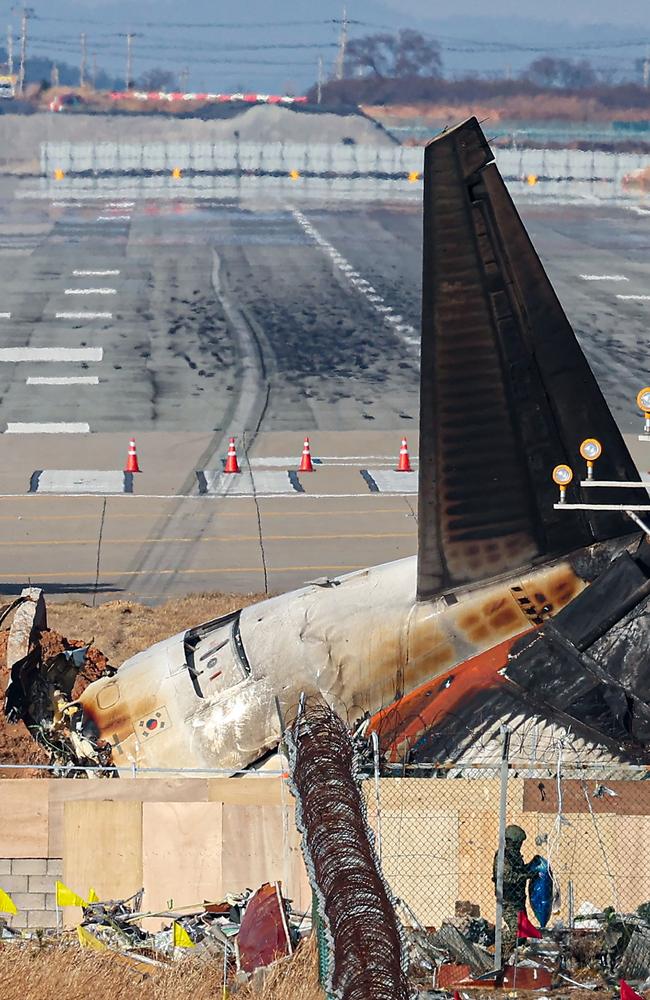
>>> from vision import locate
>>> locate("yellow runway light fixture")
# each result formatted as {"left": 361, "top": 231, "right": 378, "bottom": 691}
{"left": 408, "top": 171, "right": 421, "bottom": 183}
{"left": 289, "top": 169, "right": 300, "bottom": 180}
{"left": 579, "top": 438, "right": 602, "bottom": 480}
{"left": 552, "top": 464, "right": 573, "bottom": 504}
{"left": 172, "top": 167, "right": 182, "bottom": 180}
{"left": 637, "top": 386, "right": 650, "bottom": 433}
{"left": 526, "top": 174, "right": 538, "bottom": 186}
{"left": 54, "top": 169, "right": 65, "bottom": 181}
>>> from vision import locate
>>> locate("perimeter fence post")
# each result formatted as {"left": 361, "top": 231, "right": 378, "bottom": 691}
{"left": 493, "top": 724, "right": 511, "bottom": 972}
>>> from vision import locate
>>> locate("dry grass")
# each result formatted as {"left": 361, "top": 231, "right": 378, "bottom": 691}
{"left": 0, "top": 935, "right": 323, "bottom": 1000}
{"left": 45, "top": 592, "right": 265, "bottom": 667}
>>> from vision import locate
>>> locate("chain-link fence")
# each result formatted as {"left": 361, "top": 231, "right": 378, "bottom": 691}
{"left": 363, "top": 762, "right": 650, "bottom": 929}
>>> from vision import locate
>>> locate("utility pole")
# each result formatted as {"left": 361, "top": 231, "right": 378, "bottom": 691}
{"left": 119, "top": 32, "right": 141, "bottom": 90}
{"left": 644, "top": 46, "right": 650, "bottom": 90}
{"left": 92, "top": 53, "right": 97, "bottom": 89}
{"left": 13, "top": 6, "right": 33, "bottom": 96}
{"left": 179, "top": 66, "right": 189, "bottom": 92}
{"left": 317, "top": 55, "right": 323, "bottom": 104}
{"left": 335, "top": 5, "right": 348, "bottom": 81}
{"left": 80, "top": 32, "right": 87, "bottom": 88}
{"left": 6, "top": 24, "right": 13, "bottom": 75}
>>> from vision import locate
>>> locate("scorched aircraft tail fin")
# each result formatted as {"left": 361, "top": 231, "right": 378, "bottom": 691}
{"left": 417, "top": 117, "right": 641, "bottom": 601}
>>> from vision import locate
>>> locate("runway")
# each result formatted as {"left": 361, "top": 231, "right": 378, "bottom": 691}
{"left": 0, "top": 174, "right": 648, "bottom": 601}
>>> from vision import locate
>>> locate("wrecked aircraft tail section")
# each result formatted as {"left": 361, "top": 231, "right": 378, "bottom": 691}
{"left": 418, "top": 118, "right": 641, "bottom": 601}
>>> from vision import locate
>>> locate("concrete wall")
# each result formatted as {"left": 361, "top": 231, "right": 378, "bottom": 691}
{"left": 1, "top": 775, "right": 649, "bottom": 931}
{"left": 39, "top": 140, "right": 649, "bottom": 183}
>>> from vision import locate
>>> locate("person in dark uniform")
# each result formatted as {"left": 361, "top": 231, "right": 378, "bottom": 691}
{"left": 492, "top": 825, "right": 540, "bottom": 958}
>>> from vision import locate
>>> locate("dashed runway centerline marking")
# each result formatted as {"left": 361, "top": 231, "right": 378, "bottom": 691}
{"left": 0, "top": 313, "right": 10, "bottom": 319}
{"left": 6, "top": 422, "right": 90, "bottom": 434}
{"left": 26, "top": 376, "right": 99, "bottom": 385}
{"left": 0, "top": 347, "right": 103, "bottom": 362}
{"left": 96, "top": 215, "right": 131, "bottom": 221}
{"left": 64, "top": 288, "right": 117, "bottom": 295}
{"left": 580, "top": 274, "right": 629, "bottom": 281}
{"left": 73, "top": 270, "right": 120, "bottom": 276}
{"left": 55, "top": 311, "right": 113, "bottom": 319}
{"left": 616, "top": 294, "right": 650, "bottom": 301}
{"left": 290, "top": 207, "right": 419, "bottom": 351}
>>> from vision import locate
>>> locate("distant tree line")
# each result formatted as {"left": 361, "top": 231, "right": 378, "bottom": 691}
{"left": 312, "top": 30, "right": 650, "bottom": 107}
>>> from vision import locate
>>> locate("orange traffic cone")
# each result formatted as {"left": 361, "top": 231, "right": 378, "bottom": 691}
{"left": 299, "top": 437, "right": 314, "bottom": 472}
{"left": 124, "top": 437, "right": 141, "bottom": 473}
{"left": 396, "top": 437, "right": 411, "bottom": 472}
{"left": 224, "top": 436, "right": 241, "bottom": 474}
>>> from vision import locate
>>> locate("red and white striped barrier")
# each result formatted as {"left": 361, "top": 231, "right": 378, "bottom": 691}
{"left": 109, "top": 91, "right": 307, "bottom": 105}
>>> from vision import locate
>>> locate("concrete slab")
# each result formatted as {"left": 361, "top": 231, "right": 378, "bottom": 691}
{"left": 30, "top": 470, "right": 133, "bottom": 494}
{"left": 197, "top": 470, "right": 302, "bottom": 496}
{"left": 361, "top": 469, "right": 418, "bottom": 493}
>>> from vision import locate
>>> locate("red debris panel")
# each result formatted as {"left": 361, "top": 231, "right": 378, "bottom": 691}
{"left": 237, "top": 882, "right": 292, "bottom": 974}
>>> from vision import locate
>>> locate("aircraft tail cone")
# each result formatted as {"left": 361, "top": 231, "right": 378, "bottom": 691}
{"left": 224, "top": 437, "right": 241, "bottom": 474}
{"left": 124, "top": 437, "right": 141, "bottom": 473}
{"left": 396, "top": 437, "right": 412, "bottom": 472}
{"left": 298, "top": 437, "right": 314, "bottom": 472}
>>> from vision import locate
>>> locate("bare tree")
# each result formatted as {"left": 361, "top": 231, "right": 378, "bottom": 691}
{"left": 345, "top": 30, "right": 442, "bottom": 79}
{"left": 525, "top": 56, "right": 596, "bottom": 89}
{"left": 137, "top": 67, "right": 177, "bottom": 92}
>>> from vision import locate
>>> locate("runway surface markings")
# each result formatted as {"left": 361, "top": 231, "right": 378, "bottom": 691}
{"left": 26, "top": 376, "right": 99, "bottom": 385}
{"left": 73, "top": 270, "right": 120, "bottom": 276}
{"left": 30, "top": 471, "right": 131, "bottom": 494}
{"left": 3, "top": 530, "right": 413, "bottom": 547}
{"left": 580, "top": 274, "right": 629, "bottom": 281}
{"left": 0, "top": 505, "right": 408, "bottom": 522}
{"left": 55, "top": 311, "right": 113, "bottom": 319}
{"left": 0, "top": 490, "right": 418, "bottom": 500}
{"left": 362, "top": 469, "right": 418, "bottom": 493}
{"left": 628, "top": 206, "right": 650, "bottom": 216}
{"left": 64, "top": 288, "right": 117, "bottom": 295}
{"left": 616, "top": 294, "right": 650, "bottom": 300}
{"left": 0, "top": 347, "right": 103, "bottom": 362}
{"left": 0, "top": 313, "right": 10, "bottom": 319}
{"left": 96, "top": 215, "right": 131, "bottom": 222}
{"left": 0, "top": 564, "right": 367, "bottom": 579}
{"left": 6, "top": 422, "right": 90, "bottom": 434}
{"left": 290, "top": 208, "right": 419, "bottom": 350}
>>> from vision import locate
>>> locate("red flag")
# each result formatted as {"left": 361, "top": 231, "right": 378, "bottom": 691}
{"left": 517, "top": 910, "right": 542, "bottom": 939}
{"left": 620, "top": 980, "right": 645, "bottom": 1000}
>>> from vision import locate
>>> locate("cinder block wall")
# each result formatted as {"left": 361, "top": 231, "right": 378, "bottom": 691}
{"left": 0, "top": 857, "right": 62, "bottom": 928}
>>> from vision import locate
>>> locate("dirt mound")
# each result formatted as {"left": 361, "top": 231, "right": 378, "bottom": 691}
{"left": 0, "top": 591, "right": 262, "bottom": 776}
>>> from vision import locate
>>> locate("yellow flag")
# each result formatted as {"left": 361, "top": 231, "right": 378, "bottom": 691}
{"left": 77, "top": 925, "right": 106, "bottom": 951}
{"left": 172, "top": 921, "right": 195, "bottom": 948}
{"left": 87, "top": 888, "right": 99, "bottom": 903}
{"left": 0, "top": 888, "right": 17, "bottom": 914}
{"left": 55, "top": 880, "right": 87, "bottom": 907}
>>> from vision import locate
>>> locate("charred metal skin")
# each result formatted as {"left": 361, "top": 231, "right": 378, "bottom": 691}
{"left": 6, "top": 117, "right": 650, "bottom": 772}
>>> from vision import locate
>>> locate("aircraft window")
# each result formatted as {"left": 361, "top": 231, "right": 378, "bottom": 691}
{"left": 184, "top": 611, "right": 251, "bottom": 699}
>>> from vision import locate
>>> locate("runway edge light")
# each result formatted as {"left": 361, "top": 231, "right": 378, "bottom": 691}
{"left": 552, "top": 463, "right": 573, "bottom": 504}
{"left": 637, "top": 387, "right": 650, "bottom": 434}
{"left": 579, "top": 438, "right": 602, "bottom": 480}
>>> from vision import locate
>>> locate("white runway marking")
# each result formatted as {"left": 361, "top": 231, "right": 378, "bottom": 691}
{"left": 0, "top": 347, "right": 102, "bottom": 362}
{"left": 30, "top": 470, "right": 129, "bottom": 493}
{"left": 96, "top": 215, "right": 131, "bottom": 221}
{"left": 6, "top": 422, "right": 90, "bottom": 434}
{"left": 616, "top": 294, "right": 650, "bottom": 301}
{"left": 198, "top": 470, "right": 303, "bottom": 496}
{"left": 26, "top": 376, "right": 99, "bottom": 385}
{"left": 64, "top": 288, "right": 116, "bottom": 295}
{"left": 290, "top": 208, "right": 419, "bottom": 351}
{"left": 0, "top": 313, "right": 10, "bottom": 319}
{"left": 105, "top": 202, "right": 134, "bottom": 208}
{"left": 629, "top": 206, "right": 650, "bottom": 216}
{"left": 55, "top": 311, "right": 112, "bottom": 319}
{"left": 580, "top": 274, "right": 629, "bottom": 281}
{"left": 73, "top": 269, "right": 120, "bottom": 276}
{"left": 362, "top": 469, "right": 418, "bottom": 493}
